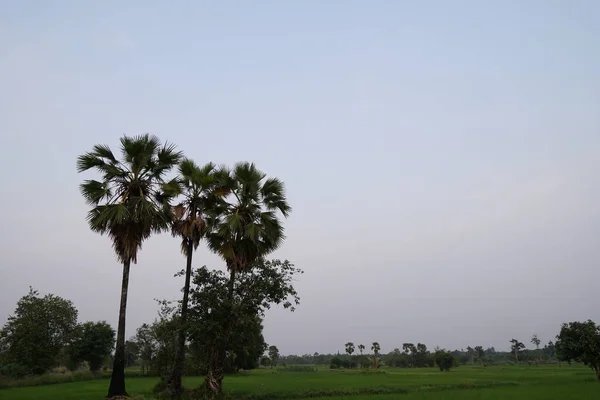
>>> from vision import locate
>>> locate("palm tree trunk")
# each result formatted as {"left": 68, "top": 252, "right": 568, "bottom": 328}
{"left": 203, "top": 268, "right": 236, "bottom": 397}
{"left": 107, "top": 259, "right": 131, "bottom": 398}
{"left": 167, "top": 240, "right": 194, "bottom": 398}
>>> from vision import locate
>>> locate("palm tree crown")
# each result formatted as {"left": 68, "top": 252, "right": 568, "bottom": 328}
{"left": 169, "top": 159, "right": 227, "bottom": 255}
{"left": 205, "top": 162, "right": 291, "bottom": 272}
{"left": 77, "top": 134, "right": 182, "bottom": 263}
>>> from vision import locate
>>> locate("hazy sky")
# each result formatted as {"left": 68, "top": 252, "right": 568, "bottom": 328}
{"left": 1, "top": 1, "right": 599, "bottom": 355}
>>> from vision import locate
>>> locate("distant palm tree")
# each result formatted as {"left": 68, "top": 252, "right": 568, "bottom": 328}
{"left": 371, "top": 342, "right": 381, "bottom": 356}
{"left": 203, "top": 162, "right": 291, "bottom": 396}
{"left": 77, "top": 134, "right": 181, "bottom": 398}
{"left": 358, "top": 344, "right": 365, "bottom": 355}
{"left": 531, "top": 334, "right": 542, "bottom": 362}
{"left": 166, "top": 159, "right": 228, "bottom": 398}
{"left": 345, "top": 342, "right": 355, "bottom": 357}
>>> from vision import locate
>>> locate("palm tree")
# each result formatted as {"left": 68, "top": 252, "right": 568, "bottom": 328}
{"left": 358, "top": 344, "right": 365, "bottom": 355}
{"left": 345, "top": 342, "right": 355, "bottom": 357}
{"left": 531, "top": 334, "right": 541, "bottom": 362}
{"left": 77, "top": 134, "right": 181, "bottom": 398}
{"left": 165, "top": 159, "right": 227, "bottom": 398}
{"left": 371, "top": 342, "right": 380, "bottom": 356}
{"left": 203, "top": 162, "right": 291, "bottom": 396}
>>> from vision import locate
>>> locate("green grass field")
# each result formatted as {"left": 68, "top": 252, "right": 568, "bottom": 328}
{"left": 1, "top": 365, "right": 598, "bottom": 399}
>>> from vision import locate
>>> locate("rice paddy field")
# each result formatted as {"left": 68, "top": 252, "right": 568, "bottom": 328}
{"left": 1, "top": 364, "right": 598, "bottom": 400}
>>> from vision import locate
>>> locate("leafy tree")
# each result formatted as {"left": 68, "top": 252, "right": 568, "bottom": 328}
{"left": 225, "top": 315, "right": 267, "bottom": 372}
{"left": 0, "top": 288, "right": 78, "bottom": 374}
{"left": 189, "top": 258, "right": 299, "bottom": 397}
{"left": 135, "top": 323, "right": 156, "bottom": 375}
{"left": 165, "top": 160, "right": 227, "bottom": 398}
{"left": 268, "top": 345, "right": 280, "bottom": 368}
{"left": 202, "top": 162, "right": 291, "bottom": 396}
{"left": 371, "top": 342, "right": 381, "bottom": 356}
{"left": 358, "top": 344, "right": 365, "bottom": 355}
{"left": 124, "top": 340, "right": 140, "bottom": 368}
{"left": 77, "top": 134, "right": 181, "bottom": 398}
{"left": 402, "top": 343, "right": 416, "bottom": 367}
{"left": 531, "top": 334, "right": 541, "bottom": 361}
{"left": 329, "top": 357, "right": 342, "bottom": 369}
{"left": 543, "top": 341, "right": 556, "bottom": 359}
{"left": 466, "top": 346, "right": 474, "bottom": 363}
{"left": 434, "top": 350, "right": 455, "bottom": 372}
{"left": 345, "top": 342, "right": 355, "bottom": 357}
{"left": 510, "top": 339, "right": 525, "bottom": 362}
{"left": 474, "top": 346, "right": 485, "bottom": 365}
{"left": 70, "top": 321, "right": 115, "bottom": 374}
{"left": 555, "top": 320, "right": 600, "bottom": 380}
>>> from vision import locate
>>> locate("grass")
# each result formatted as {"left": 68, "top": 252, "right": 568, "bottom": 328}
{"left": 0, "top": 364, "right": 597, "bottom": 399}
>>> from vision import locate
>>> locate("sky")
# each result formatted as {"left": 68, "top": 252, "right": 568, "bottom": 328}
{"left": 1, "top": 0, "right": 599, "bottom": 355}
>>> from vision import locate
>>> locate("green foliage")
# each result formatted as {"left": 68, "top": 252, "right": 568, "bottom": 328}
{"left": 371, "top": 342, "right": 380, "bottom": 356}
{"left": 268, "top": 346, "right": 280, "bottom": 368}
{"left": 510, "top": 339, "right": 526, "bottom": 362}
{"left": 77, "top": 134, "right": 182, "bottom": 264}
{"left": 344, "top": 342, "right": 355, "bottom": 357}
{"left": 329, "top": 357, "right": 342, "bottom": 369}
{"left": 0, "top": 288, "right": 78, "bottom": 375}
{"left": 187, "top": 259, "right": 301, "bottom": 375}
{"left": 434, "top": 350, "right": 455, "bottom": 372}
{"left": 555, "top": 319, "right": 600, "bottom": 379}
{"left": 204, "top": 162, "right": 291, "bottom": 274}
{"left": 69, "top": 321, "right": 115, "bottom": 373}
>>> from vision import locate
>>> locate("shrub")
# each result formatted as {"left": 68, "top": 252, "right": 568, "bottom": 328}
{"left": 434, "top": 350, "right": 455, "bottom": 372}
{"left": 329, "top": 357, "right": 342, "bottom": 369}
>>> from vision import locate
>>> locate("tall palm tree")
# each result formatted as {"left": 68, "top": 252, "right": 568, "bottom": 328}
{"left": 203, "top": 162, "right": 291, "bottom": 396}
{"left": 77, "top": 134, "right": 181, "bottom": 398}
{"left": 165, "top": 159, "right": 227, "bottom": 398}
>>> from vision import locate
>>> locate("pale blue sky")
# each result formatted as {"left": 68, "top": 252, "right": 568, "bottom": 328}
{"left": 1, "top": 1, "right": 599, "bottom": 354}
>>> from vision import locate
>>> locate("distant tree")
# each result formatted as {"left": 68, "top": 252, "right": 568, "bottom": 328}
{"left": 474, "top": 346, "right": 485, "bottom": 365}
{"left": 260, "top": 356, "right": 271, "bottom": 367}
{"left": 543, "top": 341, "right": 556, "bottom": 359}
{"left": 0, "top": 288, "right": 78, "bottom": 374}
{"left": 434, "top": 350, "right": 455, "bottom": 372}
{"left": 371, "top": 342, "right": 381, "bottom": 356}
{"left": 358, "top": 344, "right": 365, "bottom": 355}
{"left": 268, "top": 346, "right": 280, "bottom": 368}
{"left": 70, "top": 321, "right": 115, "bottom": 375}
{"left": 77, "top": 134, "right": 181, "bottom": 398}
{"left": 466, "top": 346, "right": 475, "bottom": 363}
{"left": 345, "top": 342, "right": 355, "bottom": 357}
{"left": 555, "top": 320, "right": 600, "bottom": 380}
{"left": 124, "top": 340, "right": 140, "bottom": 367}
{"left": 329, "top": 357, "right": 342, "bottom": 369}
{"left": 402, "top": 343, "right": 416, "bottom": 367}
{"left": 531, "top": 334, "right": 541, "bottom": 361}
{"left": 135, "top": 323, "right": 156, "bottom": 375}
{"left": 510, "top": 339, "right": 525, "bottom": 362}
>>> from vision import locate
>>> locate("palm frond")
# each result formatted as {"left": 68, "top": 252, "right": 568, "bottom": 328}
{"left": 80, "top": 180, "right": 111, "bottom": 205}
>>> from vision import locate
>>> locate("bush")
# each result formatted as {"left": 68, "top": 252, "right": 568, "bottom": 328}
{"left": 329, "top": 357, "right": 342, "bottom": 369}
{"left": 0, "top": 363, "right": 29, "bottom": 379}
{"left": 434, "top": 351, "right": 455, "bottom": 372}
